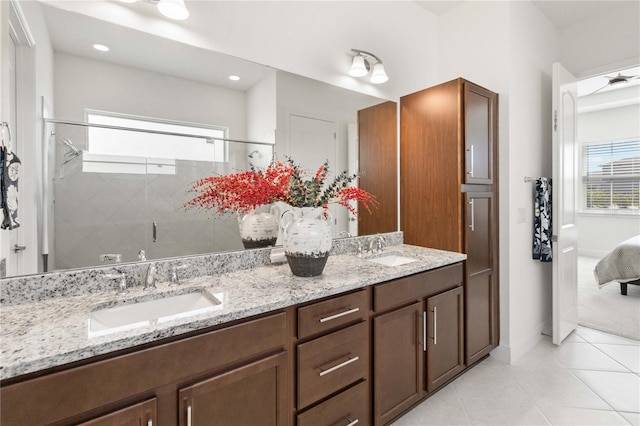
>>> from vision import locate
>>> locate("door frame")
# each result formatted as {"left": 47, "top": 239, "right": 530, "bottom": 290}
{"left": 5, "top": 0, "right": 38, "bottom": 276}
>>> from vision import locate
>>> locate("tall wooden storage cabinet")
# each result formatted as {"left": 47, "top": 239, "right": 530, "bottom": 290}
{"left": 400, "top": 78, "right": 499, "bottom": 366}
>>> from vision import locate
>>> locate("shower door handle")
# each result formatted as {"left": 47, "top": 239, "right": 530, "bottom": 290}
{"left": 153, "top": 221, "right": 157, "bottom": 242}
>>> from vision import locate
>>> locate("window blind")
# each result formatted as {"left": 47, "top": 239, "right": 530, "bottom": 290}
{"left": 583, "top": 139, "right": 640, "bottom": 211}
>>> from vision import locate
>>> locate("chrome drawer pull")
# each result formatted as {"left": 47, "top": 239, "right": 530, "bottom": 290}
{"left": 187, "top": 405, "right": 192, "bottom": 426}
{"left": 433, "top": 307, "right": 437, "bottom": 345}
{"left": 319, "top": 307, "right": 360, "bottom": 323}
{"left": 147, "top": 420, "right": 153, "bottom": 426}
{"left": 423, "top": 311, "right": 427, "bottom": 352}
{"left": 319, "top": 355, "right": 359, "bottom": 377}
{"left": 346, "top": 417, "right": 359, "bottom": 426}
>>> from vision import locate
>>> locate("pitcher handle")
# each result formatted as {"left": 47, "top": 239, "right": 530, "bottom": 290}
{"left": 270, "top": 204, "right": 281, "bottom": 218}
{"left": 281, "top": 209, "right": 295, "bottom": 235}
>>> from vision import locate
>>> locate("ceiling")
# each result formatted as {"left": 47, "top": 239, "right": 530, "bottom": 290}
{"left": 415, "top": 1, "right": 636, "bottom": 30}
{"left": 41, "top": 0, "right": 639, "bottom": 98}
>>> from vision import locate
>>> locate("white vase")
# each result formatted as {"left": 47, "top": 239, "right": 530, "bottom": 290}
{"left": 238, "top": 205, "right": 280, "bottom": 249}
{"left": 281, "top": 206, "right": 333, "bottom": 276}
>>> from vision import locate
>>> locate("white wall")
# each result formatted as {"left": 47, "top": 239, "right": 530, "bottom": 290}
{"left": 54, "top": 53, "right": 246, "bottom": 139}
{"left": 186, "top": 1, "right": 440, "bottom": 101}
{"left": 577, "top": 102, "right": 640, "bottom": 257}
{"left": 439, "top": 0, "right": 560, "bottom": 362}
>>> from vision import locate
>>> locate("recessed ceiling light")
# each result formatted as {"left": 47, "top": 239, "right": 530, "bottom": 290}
{"left": 229, "top": 75, "right": 240, "bottom": 81}
{"left": 92, "top": 43, "right": 110, "bottom": 52}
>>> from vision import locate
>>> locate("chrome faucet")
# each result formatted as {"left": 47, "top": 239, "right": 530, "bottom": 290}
{"left": 369, "top": 235, "right": 386, "bottom": 254}
{"left": 169, "top": 264, "right": 189, "bottom": 287}
{"left": 104, "top": 272, "right": 128, "bottom": 295}
{"left": 100, "top": 253, "right": 122, "bottom": 263}
{"left": 144, "top": 263, "right": 157, "bottom": 290}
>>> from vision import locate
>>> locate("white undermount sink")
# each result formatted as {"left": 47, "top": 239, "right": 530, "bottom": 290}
{"left": 88, "top": 291, "right": 223, "bottom": 338}
{"left": 366, "top": 254, "right": 418, "bottom": 267}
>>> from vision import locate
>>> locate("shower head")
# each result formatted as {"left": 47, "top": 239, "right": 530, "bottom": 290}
{"left": 59, "top": 138, "right": 80, "bottom": 156}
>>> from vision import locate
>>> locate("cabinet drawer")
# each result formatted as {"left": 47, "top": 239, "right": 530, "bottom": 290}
{"left": 373, "top": 263, "right": 463, "bottom": 312}
{"left": 298, "top": 290, "right": 368, "bottom": 339}
{"left": 297, "top": 322, "right": 368, "bottom": 409}
{"left": 297, "top": 381, "right": 369, "bottom": 426}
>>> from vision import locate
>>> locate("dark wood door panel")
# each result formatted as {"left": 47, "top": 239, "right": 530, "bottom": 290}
{"left": 358, "top": 100, "right": 398, "bottom": 235}
{"left": 178, "top": 352, "right": 287, "bottom": 426}
{"left": 426, "top": 287, "right": 465, "bottom": 393}
{"left": 464, "top": 82, "right": 496, "bottom": 185}
{"left": 373, "top": 302, "right": 423, "bottom": 426}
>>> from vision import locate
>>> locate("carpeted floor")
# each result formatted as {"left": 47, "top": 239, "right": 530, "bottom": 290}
{"left": 578, "top": 256, "right": 640, "bottom": 342}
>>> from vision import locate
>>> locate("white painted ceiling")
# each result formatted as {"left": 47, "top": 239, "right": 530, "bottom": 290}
{"left": 415, "top": 0, "right": 635, "bottom": 30}
{"left": 40, "top": 0, "right": 640, "bottom": 100}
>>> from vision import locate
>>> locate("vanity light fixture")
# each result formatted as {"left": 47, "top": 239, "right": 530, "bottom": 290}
{"left": 120, "top": 0, "right": 190, "bottom": 21}
{"left": 349, "top": 49, "right": 389, "bottom": 84}
{"left": 156, "top": 0, "right": 190, "bottom": 21}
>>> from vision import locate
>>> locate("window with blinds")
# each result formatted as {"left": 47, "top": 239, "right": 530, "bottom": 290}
{"left": 582, "top": 139, "right": 640, "bottom": 212}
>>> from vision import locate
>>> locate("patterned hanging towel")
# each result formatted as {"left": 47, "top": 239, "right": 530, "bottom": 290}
{"left": 1, "top": 122, "right": 20, "bottom": 230}
{"left": 533, "top": 177, "right": 552, "bottom": 262}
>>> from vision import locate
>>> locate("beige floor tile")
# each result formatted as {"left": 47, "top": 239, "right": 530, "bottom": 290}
{"left": 453, "top": 362, "right": 530, "bottom": 402}
{"left": 553, "top": 342, "right": 630, "bottom": 372}
{"left": 536, "top": 404, "right": 630, "bottom": 425}
{"left": 595, "top": 344, "right": 640, "bottom": 373}
{"left": 510, "top": 365, "right": 612, "bottom": 410}
{"left": 459, "top": 397, "right": 549, "bottom": 425}
{"left": 572, "top": 370, "right": 640, "bottom": 413}
{"left": 619, "top": 411, "right": 640, "bottom": 425}
{"left": 391, "top": 384, "right": 470, "bottom": 426}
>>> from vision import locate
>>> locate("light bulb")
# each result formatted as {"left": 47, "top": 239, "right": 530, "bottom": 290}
{"left": 349, "top": 55, "right": 368, "bottom": 77}
{"left": 370, "top": 62, "right": 388, "bottom": 84}
{"left": 157, "top": 0, "right": 189, "bottom": 20}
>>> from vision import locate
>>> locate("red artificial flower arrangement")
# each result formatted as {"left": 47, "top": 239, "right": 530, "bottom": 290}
{"left": 184, "top": 158, "right": 377, "bottom": 216}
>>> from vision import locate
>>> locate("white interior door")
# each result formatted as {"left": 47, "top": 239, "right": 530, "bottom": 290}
{"left": 552, "top": 63, "right": 579, "bottom": 345}
{"left": 5, "top": 30, "right": 20, "bottom": 276}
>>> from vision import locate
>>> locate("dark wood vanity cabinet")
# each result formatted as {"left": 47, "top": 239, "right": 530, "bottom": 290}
{"left": 1, "top": 263, "right": 477, "bottom": 426}
{"left": 0, "top": 313, "right": 287, "bottom": 426}
{"left": 372, "top": 264, "right": 465, "bottom": 426}
{"left": 400, "top": 78, "right": 499, "bottom": 367}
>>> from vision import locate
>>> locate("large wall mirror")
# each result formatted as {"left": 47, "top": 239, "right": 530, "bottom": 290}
{"left": 5, "top": 0, "right": 397, "bottom": 278}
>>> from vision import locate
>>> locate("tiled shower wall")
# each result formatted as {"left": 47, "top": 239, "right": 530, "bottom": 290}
{"left": 51, "top": 128, "right": 259, "bottom": 270}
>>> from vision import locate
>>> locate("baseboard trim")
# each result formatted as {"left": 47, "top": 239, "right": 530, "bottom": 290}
{"left": 493, "top": 321, "right": 548, "bottom": 364}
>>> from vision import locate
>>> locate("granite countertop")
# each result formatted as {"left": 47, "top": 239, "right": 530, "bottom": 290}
{"left": 0, "top": 245, "right": 465, "bottom": 381}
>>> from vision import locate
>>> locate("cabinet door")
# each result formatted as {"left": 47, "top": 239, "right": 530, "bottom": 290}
{"left": 78, "top": 398, "right": 157, "bottom": 426}
{"left": 373, "top": 302, "right": 423, "bottom": 426}
{"left": 464, "top": 82, "right": 497, "bottom": 185}
{"left": 426, "top": 287, "right": 465, "bottom": 393}
{"left": 465, "top": 191, "right": 499, "bottom": 365}
{"left": 178, "top": 352, "right": 287, "bottom": 426}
